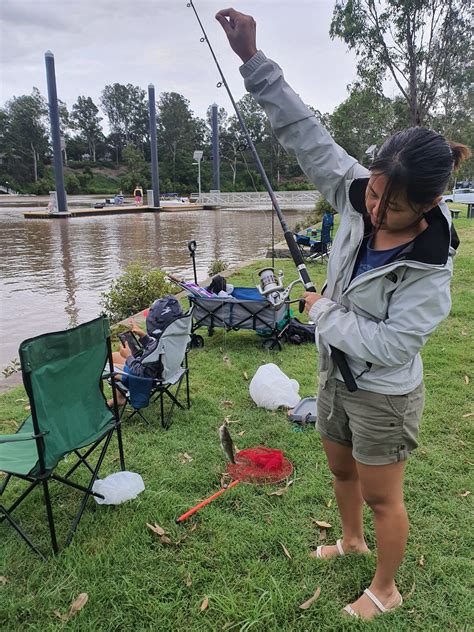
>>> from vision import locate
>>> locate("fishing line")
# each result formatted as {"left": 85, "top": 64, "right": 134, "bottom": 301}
{"left": 186, "top": 0, "right": 357, "bottom": 392}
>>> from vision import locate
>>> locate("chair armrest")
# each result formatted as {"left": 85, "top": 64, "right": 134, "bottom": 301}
{"left": 0, "top": 432, "right": 40, "bottom": 444}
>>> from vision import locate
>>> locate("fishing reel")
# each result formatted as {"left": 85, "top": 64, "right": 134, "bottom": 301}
{"left": 256, "top": 267, "right": 302, "bottom": 308}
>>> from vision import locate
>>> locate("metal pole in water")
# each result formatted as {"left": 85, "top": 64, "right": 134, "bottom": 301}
{"left": 44, "top": 51, "right": 68, "bottom": 213}
{"left": 211, "top": 103, "right": 220, "bottom": 191}
{"left": 148, "top": 84, "right": 160, "bottom": 208}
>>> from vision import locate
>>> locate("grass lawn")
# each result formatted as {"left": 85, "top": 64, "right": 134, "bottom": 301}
{"left": 0, "top": 219, "right": 472, "bottom": 631}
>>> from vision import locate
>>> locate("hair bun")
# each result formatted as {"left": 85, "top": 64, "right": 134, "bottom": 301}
{"left": 449, "top": 142, "right": 471, "bottom": 170}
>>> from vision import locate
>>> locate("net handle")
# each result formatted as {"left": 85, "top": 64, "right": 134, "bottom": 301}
{"left": 176, "top": 480, "right": 240, "bottom": 523}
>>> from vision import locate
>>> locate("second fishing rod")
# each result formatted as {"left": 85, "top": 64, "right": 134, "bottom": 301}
{"left": 187, "top": 1, "right": 357, "bottom": 392}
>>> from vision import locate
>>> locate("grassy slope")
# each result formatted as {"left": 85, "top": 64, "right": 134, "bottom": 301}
{"left": 0, "top": 221, "right": 472, "bottom": 631}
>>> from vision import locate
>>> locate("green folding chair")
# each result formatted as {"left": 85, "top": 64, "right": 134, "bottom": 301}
{"left": 0, "top": 315, "right": 125, "bottom": 559}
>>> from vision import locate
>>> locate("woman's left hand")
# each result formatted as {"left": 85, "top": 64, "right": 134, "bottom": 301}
{"left": 302, "top": 292, "right": 323, "bottom": 314}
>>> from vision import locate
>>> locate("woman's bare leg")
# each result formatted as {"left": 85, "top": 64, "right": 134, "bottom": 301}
{"left": 319, "top": 437, "right": 370, "bottom": 558}
{"left": 345, "top": 460, "right": 406, "bottom": 618}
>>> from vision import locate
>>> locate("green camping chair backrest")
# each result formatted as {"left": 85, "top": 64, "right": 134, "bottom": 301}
{"left": 142, "top": 311, "right": 192, "bottom": 382}
{"left": 19, "top": 316, "right": 114, "bottom": 472}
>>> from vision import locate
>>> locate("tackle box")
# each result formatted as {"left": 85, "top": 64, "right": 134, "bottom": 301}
{"left": 288, "top": 397, "right": 317, "bottom": 424}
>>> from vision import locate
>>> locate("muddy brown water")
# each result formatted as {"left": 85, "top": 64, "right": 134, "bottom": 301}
{"left": 0, "top": 205, "right": 307, "bottom": 374}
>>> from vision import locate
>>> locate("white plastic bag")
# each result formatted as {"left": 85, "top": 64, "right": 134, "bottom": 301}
{"left": 92, "top": 471, "right": 145, "bottom": 505}
{"left": 249, "top": 363, "right": 301, "bottom": 411}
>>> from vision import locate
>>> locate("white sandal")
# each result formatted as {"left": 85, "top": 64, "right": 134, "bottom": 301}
{"left": 316, "top": 538, "right": 345, "bottom": 558}
{"left": 343, "top": 588, "right": 403, "bottom": 618}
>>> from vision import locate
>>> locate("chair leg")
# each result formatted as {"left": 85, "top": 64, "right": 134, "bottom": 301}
{"left": 1, "top": 503, "right": 46, "bottom": 560}
{"left": 65, "top": 430, "right": 114, "bottom": 546}
{"left": 0, "top": 478, "right": 39, "bottom": 522}
{"left": 185, "top": 368, "right": 190, "bottom": 409}
{"left": 42, "top": 479, "right": 59, "bottom": 555}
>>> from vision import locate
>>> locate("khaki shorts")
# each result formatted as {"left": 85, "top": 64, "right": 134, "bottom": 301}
{"left": 316, "top": 379, "right": 425, "bottom": 466}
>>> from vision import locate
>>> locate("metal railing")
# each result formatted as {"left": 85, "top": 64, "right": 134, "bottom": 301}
{"left": 190, "top": 190, "right": 320, "bottom": 209}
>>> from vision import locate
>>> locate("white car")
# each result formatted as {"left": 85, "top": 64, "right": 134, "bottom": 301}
{"left": 443, "top": 188, "right": 474, "bottom": 204}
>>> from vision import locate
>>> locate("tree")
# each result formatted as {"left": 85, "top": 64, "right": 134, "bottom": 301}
{"left": 329, "top": 83, "right": 395, "bottom": 162}
{"left": 3, "top": 88, "right": 49, "bottom": 184}
{"left": 330, "top": 0, "right": 471, "bottom": 126}
{"left": 100, "top": 84, "right": 149, "bottom": 161}
{"left": 120, "top": 144, "right": 150, "bottom": 194}
{"left": 157, "top": 92, "right": 205, "bottom": 190}
{"left": 70, "top": 96, "right": 104, "bottom": 162}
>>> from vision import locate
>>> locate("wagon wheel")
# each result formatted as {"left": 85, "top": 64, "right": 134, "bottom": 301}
{"left": 190, "top": 334, "right": 204, "bottom": 349}
{"left": 262, "top": 338, "right": 282, "bottom": 352}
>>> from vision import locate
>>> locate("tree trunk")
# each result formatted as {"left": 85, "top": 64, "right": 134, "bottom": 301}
{"left": 31, "top": 143, "right": 38, "bottom": 182}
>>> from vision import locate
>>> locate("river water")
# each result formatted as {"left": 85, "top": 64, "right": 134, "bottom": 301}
{"left": 0, "top": 205, "right": 307, "bottom": 373}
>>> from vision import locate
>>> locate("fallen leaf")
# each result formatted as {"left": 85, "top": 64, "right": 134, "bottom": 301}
{"left": 237, "top": 430, "right": 246, "bottom": 437}
{"left": 14, "top": 398, "right": 26, "bottom": 403}
{"left": 24, "top": 405, "right": 31, "bottom": 411}
{"left": 464, "top": 375, "right": 470, "bottom": 385}
{"left": 180, "top": 452, "right": 193, "bottom": 464}
{"left": 318, "top": 529, "right": 327, "bottom": 542}
{"left": 146, "top": 523, "right": 167, "bottom": 536}
{"left": 280, "top": 542, "right": 292, "bottom": 559}
{"left": 220, "top": 472, "right": 231, "bottom": 487}
{"left": 460, "top": 490, "right": 471, "bottom": 497}
{"left": 222, "top": 400, "right": 234, "bottom": 408}
{"left": 462, "top": 412, "right": 474, "bottom": 418}
{"left": 53, "top": 610, "right": 68, "bottom": 622}
{"left": 243, "top": 371, "right": 249, "bottom": 380}
{"left": 67, "top": 593, "right": 89, "bottom": 619}
{"left": 0, "top": 576, "right": 7, "bottom": 586}
{"left": 200, "top": 596, "right": 209, "bottom": 611}
{"left": 299, "top": 586, "right": 321, "bottom": 610}
{"left": 223, "top": 355, "right": 231, "bottom": 366}
{"left": 160, "top": 535, "right": 173, "bottom": 545}
{"left": 189, "top": 523, "right": 198, "bottom": 532}
{"left": 312, "top": 520, "right": 332, "bottom": 529}
{"left": 269, "top": 487, "right": 286, "bottom": 496}
{"left": 186, "top": 573, "right": 192, "bottom": 587}
{"left": 419, "top": 555, "right": 425, "bottom": 567}
{"left": 461, "top": 329, "right": 468, "bottom": 336}
{"left": 459, "top": 440, "right": 466, "bottom": 447}
{"left": 175, "top": 533, "right": 188, "bottom": 545}
{"left": 326, "top": 499, "right": 333, "bottom": 508}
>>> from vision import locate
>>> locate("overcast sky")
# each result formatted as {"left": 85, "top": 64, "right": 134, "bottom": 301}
{"left": 1, "top": 0, "right": 361, "bottom": 122}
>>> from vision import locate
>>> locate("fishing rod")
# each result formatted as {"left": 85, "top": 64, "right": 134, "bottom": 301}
{"left": 186, "top": 1, "right": 357, "bottom": 392}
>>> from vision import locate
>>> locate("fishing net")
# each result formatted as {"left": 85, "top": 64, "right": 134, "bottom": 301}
{"left": 227, "top": 447, "right": 293, "bottom": 485}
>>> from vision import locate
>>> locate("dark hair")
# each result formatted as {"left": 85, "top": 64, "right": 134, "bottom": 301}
{"left": 370, "top": 127, "right": 471, "bottom": 223}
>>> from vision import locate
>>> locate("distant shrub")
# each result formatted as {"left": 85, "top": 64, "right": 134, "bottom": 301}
{"left": 294, "top": 196, "right": 335, "bottom": 233}
{"left": 207, "top": 260, "right": 229, "bottom": 277}
{"left": 100, "top": 261, "right": 175, "bottom": 322}
{"left": 65, "top": 174, "right": 81, "bottom": 194}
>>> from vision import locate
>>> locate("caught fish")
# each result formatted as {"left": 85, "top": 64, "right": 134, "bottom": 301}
{"left": 219, "top": 423, "right": 235, "bottom": 464}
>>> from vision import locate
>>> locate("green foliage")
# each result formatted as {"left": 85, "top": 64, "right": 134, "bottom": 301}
{"left": 100, "top": 260, "right": 174, "bottom": 322}
{"left": 330, "top": 0, "right": 471, "bottom": 126}
{"left": 207, "top": 259, "right": 229, "bottom": 277}
{"left": 295, "top": 197, "right": 334, "bottom": 232}
{"left": 64, "top": 173, "right": 81, "bottom": 194}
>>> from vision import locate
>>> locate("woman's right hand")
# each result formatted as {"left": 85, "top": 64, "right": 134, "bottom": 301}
{"left": 215, "top": 8, "right": 257, "bottom": 63}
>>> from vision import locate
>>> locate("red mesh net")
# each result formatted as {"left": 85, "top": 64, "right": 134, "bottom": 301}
{"left": 227, "top": 447, "right": 293, "bottom": 484}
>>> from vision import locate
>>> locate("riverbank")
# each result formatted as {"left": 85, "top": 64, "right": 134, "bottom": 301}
{"left": 0, "top": 220, "right": 472, "bottom": 630}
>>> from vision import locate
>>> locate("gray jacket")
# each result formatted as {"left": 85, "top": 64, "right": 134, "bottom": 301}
{"left": 241, "top": 51, "right": 457, "bottom": 394}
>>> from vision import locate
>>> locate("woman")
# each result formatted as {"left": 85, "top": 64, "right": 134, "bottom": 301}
{"left": 216, "top": 8, "right": 470, "bottom": 620}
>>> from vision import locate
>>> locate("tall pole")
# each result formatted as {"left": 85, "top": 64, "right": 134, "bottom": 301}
{"left": 198, "top": 159, "right": 201, "bottom": 197}
{"left": 45, "top": 51, "right": 68, "bottom": 213}
{"left": 148, "top": 84, "right": 160, "bottom": 208}
{"left": 211, "top": 103, "right": 220, "bottom": 191}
